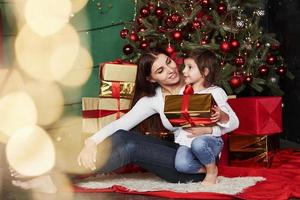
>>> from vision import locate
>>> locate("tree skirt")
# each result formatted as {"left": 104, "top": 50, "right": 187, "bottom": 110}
{"left": 74, "top": 149, "right": 300, "bottom": 200}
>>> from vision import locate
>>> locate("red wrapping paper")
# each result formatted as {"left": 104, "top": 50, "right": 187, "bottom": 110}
{"left": 228, "top": 97, "right": 282, "bottom": 135}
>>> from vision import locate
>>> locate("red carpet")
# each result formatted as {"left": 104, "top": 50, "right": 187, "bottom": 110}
{"left": 74, "top": 149, "right": 300, "bottom": 200}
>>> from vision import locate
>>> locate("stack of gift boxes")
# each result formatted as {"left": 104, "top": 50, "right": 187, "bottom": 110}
{"left": 228, "top": 97, "right": 282, "bottom": 167}
{"left": 82, "top": 62, "right": 137, "bottom": 134}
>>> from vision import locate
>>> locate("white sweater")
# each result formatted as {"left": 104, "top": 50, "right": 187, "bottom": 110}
{"left": 90, "top": 86, "right": 239, "bottom": 147}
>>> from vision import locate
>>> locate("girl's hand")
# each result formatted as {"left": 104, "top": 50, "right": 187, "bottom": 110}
{"left": 184, "top": 126, "right": 212, "bottom": 138}
{"left": 211, "top": 105, "right": 230, "bottom": 124}
{"left": 77, "top": 138, "right": 97, "bottom": 171}
{"left": 211, "top": 105, "right": 221, "bottom": 123}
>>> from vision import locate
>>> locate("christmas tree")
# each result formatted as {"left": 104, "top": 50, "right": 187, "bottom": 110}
{"left": 119, "top": 0, "right": 294, "bottom": 96}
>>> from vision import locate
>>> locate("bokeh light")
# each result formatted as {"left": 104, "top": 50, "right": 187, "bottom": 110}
{"left": 15, "top": 24, "right": 80, "bottom": 82}
{"left": 6, "top": 125, "right": 55, "bottom": 176}
{"left": 49, "top": 116, "right": 111, "bottom": 174}
{"left": 32, "top": 172, "right": 73, "bottom": 200}
{"left": 71, "top": 0, "right": 89, "bottom": 13}
{"left": 58, "top": 47, "right": 93, "bottom": 87}
{"left": 0, "top": 68, "right": 25, "bottom": 98}
{"left": 0, "top": 92, "right": 37, "bottom": 143}
{"left": 24, "top": 80, "right": 64, "bottom": 126}
{"left": 25, "top": 0, "right": 72, "bottom": 36}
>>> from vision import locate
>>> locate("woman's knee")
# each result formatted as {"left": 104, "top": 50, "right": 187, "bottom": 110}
{"left": 175, "top": 158, "right": 190, "bottom": 173}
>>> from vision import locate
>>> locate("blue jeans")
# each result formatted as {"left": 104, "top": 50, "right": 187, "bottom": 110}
{"left": 94, "top": 129, "right": 205, "bottom": 183}
{"left": 175, "top": 135, "right": 223, "bottom": 174}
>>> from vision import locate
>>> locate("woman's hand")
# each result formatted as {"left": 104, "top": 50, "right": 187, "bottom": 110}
{"left": 77, "top": 138, "right": 97, "bottom": 171}
{"left": 184, "top": 126, "right": 212, "bottom": 138}
{"left": 211, "top": 106, "right": 229, "bottom": 123}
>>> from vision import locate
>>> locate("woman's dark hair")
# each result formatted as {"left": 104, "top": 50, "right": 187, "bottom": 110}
{"left": 131, "top": 49, "right": 171, "bottom": 136}
{"left": 185, "top": 49, "right": 220, "bottom": 87}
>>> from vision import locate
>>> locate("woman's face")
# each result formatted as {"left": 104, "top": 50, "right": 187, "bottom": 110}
{"left": 148, "top": 54, "right": 181, "bottom": 87}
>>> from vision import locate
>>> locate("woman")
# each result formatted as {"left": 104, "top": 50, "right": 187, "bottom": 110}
{"left": 77, "top": 50, "right": 238, "bottom": 179}
{"left": 12, "top": 49, "right": 238, "bottom": 193}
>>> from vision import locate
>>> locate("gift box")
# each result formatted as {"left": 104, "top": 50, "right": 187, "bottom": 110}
{"left": 82, "top": 97, "right": 131, "bottom": 133}
{"left": 164, "top": 93, "right": 216, "bottom": 127}
{"left": 228, "top": 97, "right": 282, "bottom": 135}
{"left": 99, "top": 62, "right": 137, "bottom": 82}
{"left": 99, "top": 80, "right": 135, "bottom": 99}
{"left": 229, "top": 134, "right": 279, "bottom": 168}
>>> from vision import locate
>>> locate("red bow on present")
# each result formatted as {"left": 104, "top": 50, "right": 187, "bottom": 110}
{"left": 181, "top": 85, "right": 196, "bottom": 127}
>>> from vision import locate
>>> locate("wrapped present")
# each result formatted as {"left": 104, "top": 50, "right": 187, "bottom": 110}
{"left": 228, "top": 97, "right": 282, "bottom": 135}
{"left": 82, "top": 97, "right": 131, "bottom": 133}
{"left": 164, "top": 93, "right": 216, "bottom": 127}
{"left": 229, "top": 134, "right": 279, "bottom": 168}
{"left": 99, "top": 62, "right": 137, "bottom": 82}
{"left": 99, "top": 80, "right": 135, "bottom": 99}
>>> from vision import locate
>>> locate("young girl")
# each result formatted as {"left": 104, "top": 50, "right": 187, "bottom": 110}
{"left": 174, "top": 49, "right": 239, "bottom": 185}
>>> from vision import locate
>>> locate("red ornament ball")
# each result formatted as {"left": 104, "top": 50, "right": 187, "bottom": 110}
{"left": 244, "top": 74, "right": 253, "bottom": 84}
{"left": 123, "top": 44, "right": 134, "bottom": 55}
{"left": 216, "top": 3, "right": 227, "bottom": 15}
{"left": 258, "top": 65, "right": 269, "bottom": 76}
{"left": 234, "top": 56, "right": 245, "bottom": 67}
{"left": 147, "top": 2, "right": 155, "bottom": 11}
{"left": 192, "top": 20, "right": 201, "bottom": 29}
{"left": 119, "top": 29, "right": 129, "bottom": 39}
{"left": 140, "top": 6, "right": 150, "bottom": 17}
{"left": 165, "top": 44, "right": 175, "bottom": 55}
{"left": 172, "top": 30, "right": 183, "bottom": 41}
{"left": 256, "top": 41, "right": 262, "bottom": 48}
{"left": 155, "top": 7, "right": 164, "bottom": 18}
{"left": 201, "top": 38, "right": 209, "bottom": 45}
{"left": 220, "top": 60, "right": 226, "bottom": 66}
{"left": 199, "top": 0, "right": 209, "bottom": 7}
{"left": 229, "top": 76, "right": 242, "bottom": 88}
{"left": 230, "top": 39, "right": 240, "bottom": 49}
{"left": 171, "top": 13, "right": 182, "bottom": 24}
{"left": 138, "top": 27, "right": 146, "bottom": 32}
{"left": 157, "top": 26, "right": 166, "bottom": 33}
{"left": 266, "top": 54, "right": 277, "bottom": 65}
{"left": 136, "top": 16, "right": 143, "bottom": 24}
{"left": 270, "top": 44, "right": 280, "bottom": 51}
{"left": 165, "top": 16, "right": 174, "bottom": 27}
{"left": 129, "top": 32, "right": 139, "bottom": 41}
{"left": 276, "top": 65, "right": 287, "bottom": 76}
{"left": 220, "top": 41, "right": 231, "bottom": 53}
{"left": 139, "top": 40, "right": 149, "bottom": 50}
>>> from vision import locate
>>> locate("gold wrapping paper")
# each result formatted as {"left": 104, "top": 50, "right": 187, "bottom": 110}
{"left": 229, "top": 134, "right": 279, "bottom": 167}
{"left": 99, "top": 80, "right": 135, "bottom": 99}
{"left": 164, "top": 94, "right": 216, "bottom": 127}
{"left": 100, "top": 63, "right": 137, "bottom": 82}
{"left": 82, "top": 97, "right": 131, "bottom": 133}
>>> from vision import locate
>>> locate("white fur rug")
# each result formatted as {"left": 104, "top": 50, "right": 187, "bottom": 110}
{"left": 76, "top": 172, "right": 265, "bottom": 195}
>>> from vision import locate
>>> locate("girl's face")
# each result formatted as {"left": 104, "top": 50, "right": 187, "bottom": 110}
{"left": 148, "top": 54, "right": 181, "bottom": 87}
{"left": 182, "top": 58, "right": 207, "bottom": 85}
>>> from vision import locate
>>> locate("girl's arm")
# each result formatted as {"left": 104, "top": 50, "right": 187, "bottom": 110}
{"left": 210, "top": 88, "right": 239, "bottom": 137}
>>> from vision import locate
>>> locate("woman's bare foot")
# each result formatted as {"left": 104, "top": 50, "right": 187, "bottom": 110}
{"left": 201, "top": 164, "right": 218, "bottom": 186}
{"left": 12, "top": 175, "right": 57, "bottom": 194}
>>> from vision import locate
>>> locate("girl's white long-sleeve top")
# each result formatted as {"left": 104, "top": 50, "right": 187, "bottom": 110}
{"left": 90, "top": 86, "right": 239, "bottom": 147}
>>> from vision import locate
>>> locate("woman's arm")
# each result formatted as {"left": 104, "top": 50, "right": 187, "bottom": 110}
{"left": 78, "top": 97, "right": 157, "bottom": 170}
{"left": 90, "top": 96, "right": 157, "bottom": 144}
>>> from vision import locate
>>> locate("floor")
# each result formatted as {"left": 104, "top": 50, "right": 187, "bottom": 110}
{"left": 1, "top": 139, "right": 300, "bottom": 200}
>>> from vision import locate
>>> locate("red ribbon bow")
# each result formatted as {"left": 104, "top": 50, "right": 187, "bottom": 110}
{"left": 181, "top": 85, "right": 196, "bottom": 127}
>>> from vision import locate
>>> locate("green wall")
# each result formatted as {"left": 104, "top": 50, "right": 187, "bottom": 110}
{"left": 1, "top": 0, "right": 135, "bottom": 128}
